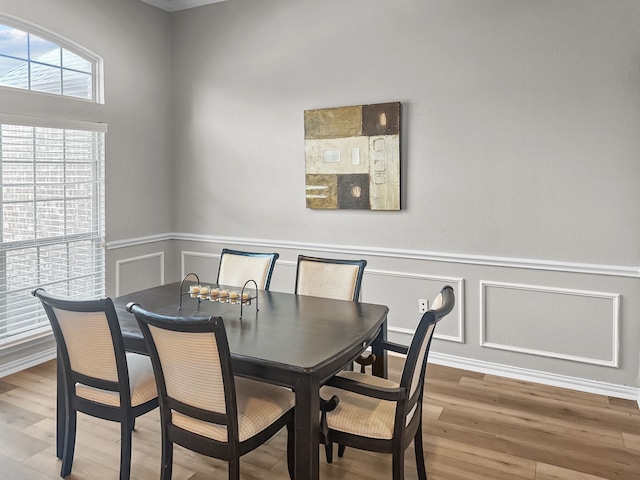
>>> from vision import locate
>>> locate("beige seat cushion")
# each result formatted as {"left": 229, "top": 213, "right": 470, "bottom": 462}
{"left": 320, "top": 370, "right": 401, "bottom": 440}
{"left": 75, "top": 352, "right": 157, "bottom": 407}
{"left": 171, "top": 377, "right": 294, "bottom": 443}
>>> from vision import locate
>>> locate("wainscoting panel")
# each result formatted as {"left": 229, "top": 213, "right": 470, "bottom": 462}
{"left": 480, "top": 281, "right": 620, "bottom": 367}
{"left": 100, "top": 234, "right": 640, "bottom": 399}
{"left": 181, "top": 251, "right": 220, "bottom": 283}
{"left": 364, "top": 270, "right": 464, "bottom": 344}
{"left": 115, "top": 252, "right": 165, "bottom": 297}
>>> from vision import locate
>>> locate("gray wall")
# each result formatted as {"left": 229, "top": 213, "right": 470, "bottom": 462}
{"left": 171, "top": 0, "right": 640, "bottom": 266}
{"left": 166, "top": 0, "right": 640, "bottom": 392}
{"left": 2, "top": 0, "right": 640, "bottom": 397}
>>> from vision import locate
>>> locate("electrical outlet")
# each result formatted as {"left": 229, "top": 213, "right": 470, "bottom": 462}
{"left": 418, "top": 299, "right": 429, "bottom": 314}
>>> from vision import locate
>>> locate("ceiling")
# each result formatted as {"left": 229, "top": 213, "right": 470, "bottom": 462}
{"left": 140, "top": 0, "right": 226, "bottom": 12}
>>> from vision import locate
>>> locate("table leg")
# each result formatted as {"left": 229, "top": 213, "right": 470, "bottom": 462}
{"left": 371, "top": 318, "right": 388, "bottom": 378}
{"left": 294, "top": 376, "right": 320, "bottom": 480}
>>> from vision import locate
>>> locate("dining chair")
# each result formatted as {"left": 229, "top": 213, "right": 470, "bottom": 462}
{"left": 217, "top": 248, "right": 279, "bottom": 290}
{"left": 319, "top": 285, "right": 455, "bottom": 480}
{"left": 32, "top": 288, "right": 158, "bottom": 480}
{"left": 294, "top": 255, "right": 366, "bottom": 301}
{"left": 126, "top": 302, "right": 296, "bottom": 480}
{"left": 295, "top": 255, "right": 375, "bottom": 371}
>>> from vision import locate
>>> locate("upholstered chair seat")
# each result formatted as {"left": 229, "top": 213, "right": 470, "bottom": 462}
{"left": 320, "top": 371, "right": 401, "bottom": 439}
{"left": 171, "top": 377, "right": 294, "bottom": 442}
{"left": 75, "top": 352, "right": 157, "bottom": 407}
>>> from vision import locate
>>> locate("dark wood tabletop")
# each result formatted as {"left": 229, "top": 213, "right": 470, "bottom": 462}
{"left": 112, "top": 281, "right": 389, "bottom": 480}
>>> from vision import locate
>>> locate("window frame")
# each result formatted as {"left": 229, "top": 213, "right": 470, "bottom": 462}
{"left": 0, "top": 13, "right": 104, "bottom": 104}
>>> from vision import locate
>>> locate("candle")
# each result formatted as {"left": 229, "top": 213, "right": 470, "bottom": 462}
{"left": 189, "top": 285, "right": 200, "bottom": 298}
{"left": 219, "top": 289, "right": 228, "bottom": 298}
{"left": 229, "top": 291, "right": 239, "bottom": 299}
{"left": 210, "top": 288, "right": 219, "bottom": 296}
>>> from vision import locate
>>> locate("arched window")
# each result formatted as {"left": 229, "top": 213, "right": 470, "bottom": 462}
{"left": 0, "top": 15, "right": 102, "bottom": 102}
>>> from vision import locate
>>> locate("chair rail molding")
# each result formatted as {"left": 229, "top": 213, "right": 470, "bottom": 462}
{"left": 107, "top": 233, "right": 640, "bottom": 278}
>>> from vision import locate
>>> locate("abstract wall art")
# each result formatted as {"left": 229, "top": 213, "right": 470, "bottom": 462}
{"left": 304, "top": 102, "right": 400, "bottom": 210}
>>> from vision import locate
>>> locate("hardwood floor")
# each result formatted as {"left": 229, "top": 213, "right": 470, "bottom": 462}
{"left": 1, "top": 357, "right": 638, "bottom": 479}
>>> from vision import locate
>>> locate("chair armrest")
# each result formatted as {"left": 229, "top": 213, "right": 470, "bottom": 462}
{"left": 380, "top": 340, "right": 408, "bottom": 355}
{"left": 325, "top": 374, "right": 406, "bottom": 401}
{"left": 355, "top": 341, "right": 407, "bottom": 373}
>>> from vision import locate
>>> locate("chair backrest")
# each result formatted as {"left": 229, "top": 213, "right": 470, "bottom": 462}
{"left": 397, "top": 286, "right": 455, "bottom": 429}
{"left": 217, "top": 249, "right": 279, "bottom": 290}
{"left": 294, "top": 255, "right": 367, "bottom": 301}
{"left": 32, "top": 288, "right": 130, "bottom": 399}
{"left": 127, "top": 303, "right": 239, "bottom": 444}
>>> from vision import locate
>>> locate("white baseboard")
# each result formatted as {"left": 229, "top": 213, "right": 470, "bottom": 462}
{"left": 0, "top": 347, "right": 57, "bottom": 378}
{"left": 426, "top": 352, "right": 640, "bottom": 406}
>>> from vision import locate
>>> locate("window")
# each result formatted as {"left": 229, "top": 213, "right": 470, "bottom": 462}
{"left": 0, "top": 15, "right": 102, "bottom": 102}
{"left": 0, "top": 115, "right": 106, "bottom": 346}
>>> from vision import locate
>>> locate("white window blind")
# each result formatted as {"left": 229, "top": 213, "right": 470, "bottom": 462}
{"left": 0, "top": 121, "right": 105, "bottom": 346}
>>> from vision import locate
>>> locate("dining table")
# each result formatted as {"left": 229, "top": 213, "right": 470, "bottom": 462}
{"left": 59, "top": 281, "right": 389, "bottom": 480}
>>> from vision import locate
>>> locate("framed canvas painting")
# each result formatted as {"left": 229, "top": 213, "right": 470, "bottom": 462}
{"left": 304, "top": 102, "right": 400, "bottom": 210}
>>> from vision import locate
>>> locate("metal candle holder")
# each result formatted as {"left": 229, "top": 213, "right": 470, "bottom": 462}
{"left": 178, "top": 272, "right": 200, "bottom": 310}
{"left": 177, "top": 272, "right": 258, "bottom": 319}
{"left": 239, "top": 279, "right": 259, "bottom": 319}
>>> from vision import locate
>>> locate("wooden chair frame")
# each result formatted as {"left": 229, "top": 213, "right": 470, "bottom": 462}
{"left": 32, "top": 288, "right": 158, "bottom": 480}
{"left": 320, "top": 285, "right": 455, "bottom": 480}
{"left": 127, "top": 303, "right": 294, "bottom": 480}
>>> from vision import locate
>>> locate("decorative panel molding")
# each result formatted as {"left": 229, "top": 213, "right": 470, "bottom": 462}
{"left": 181, "top": 251, "right": 220, "bottom": 281}
{"left": 115, "top": 252, "right": 165, "bottom": 297}
{"left": 366, "top": 269, "right": 464, "bottom": 343}
{"left": 480, "top": 281, "right": 620, "bottom": 367}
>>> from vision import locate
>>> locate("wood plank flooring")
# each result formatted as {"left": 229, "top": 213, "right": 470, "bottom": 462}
{"left": 0, "top": 357, "right": 638, "bottom": 479}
